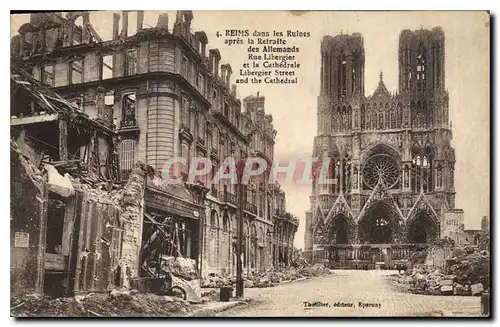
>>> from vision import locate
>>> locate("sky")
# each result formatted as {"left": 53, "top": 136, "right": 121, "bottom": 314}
{"left": 11, "top": 11, "right": 490, "bottom": 249}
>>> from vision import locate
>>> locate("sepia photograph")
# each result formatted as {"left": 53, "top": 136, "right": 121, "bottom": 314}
{"left": 9, "top": 9, "right": 491, "bottom": 318}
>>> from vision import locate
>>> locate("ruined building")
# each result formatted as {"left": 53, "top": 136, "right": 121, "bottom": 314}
{"left": 304, "top": 28, "right": 461, "bottom": 268}
{"left": 11, "top": 10, "right": 298, "bottom": 297}
{"left": 465, "top": 216, "right": 490, "bottom": 246}
{"left": 11, "top": 67, "right": 123, "bottom": 297}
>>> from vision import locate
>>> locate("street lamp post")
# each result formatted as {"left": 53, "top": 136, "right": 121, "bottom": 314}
{"left": 236, "top": 161, "right": 245, "bottom": 298}
{"left": 266, "top": 230, "right": 274, "bottom": 269}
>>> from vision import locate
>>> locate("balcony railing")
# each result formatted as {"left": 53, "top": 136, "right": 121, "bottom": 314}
{"left": 274, "top": 209, "right": 286, "bottom": 217}
{"left": 210, "top": 147, "right": 219, "bottom": 158}
{"left": 120, "top": 117, "right": 137, "bottom": 128}
{"left": 119, "top": 169, "right": 132, "bottom": 182}
{"left": 245, "top": 202, "right": 257, "bottom": 215}
{"left": 210, "top": 185, "right": 218, "bottom": 198}
{"left": 222, "top": 191, "right": 238, "bottom": 206}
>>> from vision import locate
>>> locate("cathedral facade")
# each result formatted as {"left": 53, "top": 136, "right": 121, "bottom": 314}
{"left": 304, "top": 27, "right": 461, "bottom": 268}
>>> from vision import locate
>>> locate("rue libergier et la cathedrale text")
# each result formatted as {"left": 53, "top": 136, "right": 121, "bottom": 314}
{"left": 223, "top": 29, "right": 311, "bottom": 85}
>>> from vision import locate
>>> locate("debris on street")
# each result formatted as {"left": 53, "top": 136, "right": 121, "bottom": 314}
{"left": 394, "top": 245, "right": 489, "bottom": 296}
{"left": 11, "top": 291, "right": 193, "bottom": 317}
{"left": 201, "top": 263, "right": 332, "bottom": 288}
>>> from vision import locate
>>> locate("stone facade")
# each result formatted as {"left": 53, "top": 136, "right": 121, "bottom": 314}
{"left": 304, "top": 28, "right": 462, "bottom": 268}
{"left": 464, "top": 216, "right": 490, "bottom": 246}
{"left": 11, "top": 10, "right": 298, "bottom": 279}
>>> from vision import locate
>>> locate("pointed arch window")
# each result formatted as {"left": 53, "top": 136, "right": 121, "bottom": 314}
{"left": 436, "top": 164, "right": 443, "bottom": 188}
{"left": 411, "top": 150, "right": 422, "bottom": 192}
{"left": 416, "top": 45, "right": 426, "bottom": 93}
{"left": 330, "top": 157, "right": 341, "bottom": 194}
{"left": 342, "top": 155, "right": 351, "bottom": 193}
{"left": 435, "top": 42, "right": 441, "bottom": 89}
{"left": 397, "top": 103, "right": 403, "bottom": 127}
{"left": 422, "top": 146, "right": 433, "bottom": 192}
{"left": 352, "top": 66, "right": 356, "bottom": 94}
{"left": 338, "top": 53, "right": 347, "bottom": 100}
{"left": 405, "top": 44, "right": 411, "bottom": 90}
{"left": 390, "top": 108, "right": 396, "bottom": 129}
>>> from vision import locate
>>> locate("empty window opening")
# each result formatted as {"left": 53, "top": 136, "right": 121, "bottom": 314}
{"left": 121, "top": 93, "right": 136, "bottom": 127}
{"left": 70, "top": 60, "right": 83, "bottom": 84}
{"left": 73, "top": 16, "right": 83, "bottom": 45}
{"left": 42, "top": 64, "right": 55, "bottom": 86}
{"left": 101, "top": 55, "right": 113, "bottom": 80}
{"left": 124, "top": 49, "right": 137, "bottom": 76}
{"left": 119, "top": 138, "right": 136, "bottom": 180}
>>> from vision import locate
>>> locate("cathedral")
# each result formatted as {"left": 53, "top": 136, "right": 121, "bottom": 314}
{"left": 304, "top": 27, "right": 462, "bottom": 269}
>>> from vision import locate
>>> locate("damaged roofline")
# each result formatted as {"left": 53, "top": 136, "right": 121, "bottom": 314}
{"left": 11, "top": 65, "right": 117, "bottom": 136}
{"left": 51, "top": 71, "right": 213, "bottom": 109}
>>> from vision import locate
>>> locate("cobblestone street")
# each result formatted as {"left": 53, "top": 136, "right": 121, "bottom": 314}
{"left": 217, "top": 270, "right": 482, "bottom": 317}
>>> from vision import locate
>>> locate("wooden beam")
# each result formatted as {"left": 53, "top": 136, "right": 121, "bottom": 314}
{"left": 10, "top": 113, "right": 59, "bottom": 126}
{"left": 59, "top": 118, "right": 68, "bottom": 161}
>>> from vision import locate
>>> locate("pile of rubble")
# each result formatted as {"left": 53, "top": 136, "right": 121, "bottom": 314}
{"left": 11, "top": 290, "right": 193, "bottom": 317}
{"left": 449, "top": 246, "right": 490, "bottom": 290}
{"left": 202, "top": 263, "right": 332, "bottom": 289}
{"left": 395, "top": 246, "right": 489, "bottom": 296}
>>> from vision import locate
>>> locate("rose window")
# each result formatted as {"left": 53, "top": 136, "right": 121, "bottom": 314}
{"left": 362, "top": 154, "right": 400, "bottom": 189}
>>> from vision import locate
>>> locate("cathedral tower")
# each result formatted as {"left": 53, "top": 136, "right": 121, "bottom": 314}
{"left": 305, "top": 27, "right": 460, "bottom": 268}
{"left": 317, "top": 33, "right": 365, "bottom": 135}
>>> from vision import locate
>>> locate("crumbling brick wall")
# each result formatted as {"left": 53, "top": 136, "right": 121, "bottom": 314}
{"left": 117, "top": 162, "right": 147, "bottom": 288}
{"left": 10, "top": 142, "right": 47, "bottom": 297}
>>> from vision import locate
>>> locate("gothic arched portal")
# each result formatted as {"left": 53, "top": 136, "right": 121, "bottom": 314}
{"left": 407, "top": 212, "right": 438, "bottom": 244}
{"left": 326, "top": 214, "right": 354, "bottom": 244}
{"left": 358, "top": 201, "right": 402, "bottom": 244}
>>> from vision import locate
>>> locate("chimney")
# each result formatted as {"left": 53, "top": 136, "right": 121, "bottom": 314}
{"left": 121, "top": 11, "right": 129, "bottom": 38}
{"left": 137, "top": 11, "right": 144, "bottom": 31}
{"left": 156, "top": 13, "right": 169, "bottom": 29}
{"left": 82, "top": 13, "right": 90, "bottom": 42}
{"left": 112, "top": 13, "right": 120, "bottom": 40}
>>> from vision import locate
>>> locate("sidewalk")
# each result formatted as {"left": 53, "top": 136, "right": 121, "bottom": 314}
{"left": 440, "top": 307, "right": 485, "bottom": 317}
{"left": 187, "top": 299, "right": 250, "bottom": 317}
{"left": 201, "top": 276, "right": 311, "bottom": 294}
